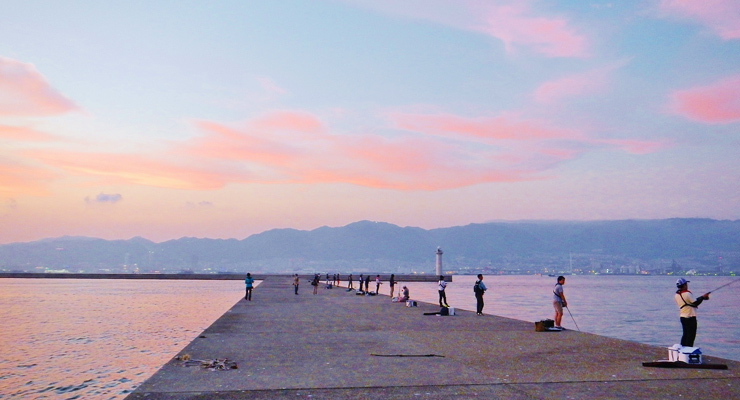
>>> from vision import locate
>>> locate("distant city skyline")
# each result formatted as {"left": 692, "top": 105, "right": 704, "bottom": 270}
{"left": 1, "top": 1, "right": 739, "bottom": 244}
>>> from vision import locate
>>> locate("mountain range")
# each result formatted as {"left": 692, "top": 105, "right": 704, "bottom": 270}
{"left": 1, "top": 219, "right": 738, "bottom": 274}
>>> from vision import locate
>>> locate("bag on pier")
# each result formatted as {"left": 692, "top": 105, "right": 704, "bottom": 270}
{"left": 534, "top": 319, "right": 555, "bottom": 332}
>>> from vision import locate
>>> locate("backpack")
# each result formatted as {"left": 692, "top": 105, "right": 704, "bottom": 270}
{"left": 473, "top": 281, "right": 482, "bottom": 295}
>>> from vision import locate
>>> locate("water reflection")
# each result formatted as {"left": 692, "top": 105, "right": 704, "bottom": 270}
{"left": 0, "top": 279, "right": 245, "bottom": 399}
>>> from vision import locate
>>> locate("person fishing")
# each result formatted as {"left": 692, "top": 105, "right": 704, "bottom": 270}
{"left": 674, "top": 278, "right": 709, "bottom": 347}
{"left": 438, "top": 275, "right": 449, "bottom": 308}
{"left": 552, "top": 276, "right": 567, "bottom": 330}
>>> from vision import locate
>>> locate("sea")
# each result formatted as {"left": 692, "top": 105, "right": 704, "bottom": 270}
{"left": 1, "top": 275, "right": 738, "bottom": 399}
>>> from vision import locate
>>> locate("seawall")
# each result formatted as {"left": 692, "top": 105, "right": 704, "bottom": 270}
{"left": 126, "top": 276, "right": 739, "bottom": 399}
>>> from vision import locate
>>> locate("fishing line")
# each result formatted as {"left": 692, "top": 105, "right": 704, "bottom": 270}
{"left": 707, "top": 277, "right": 740, "bottom": 294}
{"left": 565, "top": 306, "right": 581, "bottom": 332}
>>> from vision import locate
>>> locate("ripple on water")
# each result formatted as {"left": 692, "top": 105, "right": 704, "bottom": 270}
{"left": 0, "top": 279, "right": 244, "bottom": 400}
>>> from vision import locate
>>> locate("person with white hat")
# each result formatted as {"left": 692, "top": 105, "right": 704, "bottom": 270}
{"left": 674, "top": 278, "right": 710, "bottom": 347}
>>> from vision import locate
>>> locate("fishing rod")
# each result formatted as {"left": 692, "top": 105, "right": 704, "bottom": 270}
{"left": 565, "top": 306, "right": 580, "bottom": 332}
{"left": 707, "top": 277, "right": 740, "bottom": 294}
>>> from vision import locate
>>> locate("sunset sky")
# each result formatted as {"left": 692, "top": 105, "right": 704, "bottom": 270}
{"left": 1, "top": 0, "right": 739, "bottom": 244}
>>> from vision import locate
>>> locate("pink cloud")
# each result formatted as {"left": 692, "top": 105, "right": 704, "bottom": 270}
{"left": 0, "top": 160, "right": 57, "bottom": 196}
{"left": 391, "top": 112, "right": 581, "bottom": 141}
{"left": 256, "top": 77, "right": 288, "bottom": 97}
{"left": 0, "top": 57, "right": 78, "bottom": 117}
{"left": 594, "top": 139, "right": 671, "bottom": 155}
{"left": 25, "top": 150, "right": 233, "bottom": 190}
{"left": 669, "top": 75, "right": 740, "bottom": 123}
{"left": 343, "top": 0, "right": 588, "bottom": 58}
{"left": 20, "top": 108, "right": 668, "bottom": 193}
{"left": 176, "top": 110, "right": 554, "bottom": 190}
{"left": 0, "top": 125, "right": 59, "bottom": 142}
{"left": 472, "top": 2, "right": 588, "bottom": 58}
{"left": 533, "top": 61, "right": 627, "bottom": 103}
{"left": 659, "top": 0, "right": 740, "bottom": 40}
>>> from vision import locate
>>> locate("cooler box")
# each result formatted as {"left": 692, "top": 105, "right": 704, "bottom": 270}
{"left": 678, "top": 346, "right": 702, "bottom": 364}
{"left": 667, "top": 344, "right": 682, "bottom": 362}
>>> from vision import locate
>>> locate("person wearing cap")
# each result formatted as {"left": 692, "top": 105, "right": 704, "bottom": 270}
{"left": 674, "top": 278, "right": 710, "bottom": 347}
{"left": 474, "top": 274, "right": 486, "bottom": 315}
{"left": 552, "top": 276, "right": 567, "bottom": 330}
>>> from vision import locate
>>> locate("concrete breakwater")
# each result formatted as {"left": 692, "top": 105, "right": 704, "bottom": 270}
{"left": 0, "top": 272, "right": 444, "bottom": 282}
{"left": 126, "top": 276, "right": 739, "bottom": 399}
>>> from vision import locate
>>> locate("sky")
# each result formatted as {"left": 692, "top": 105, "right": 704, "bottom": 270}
{"left": 1, "top": 0, "right": 739, "bottom": 244}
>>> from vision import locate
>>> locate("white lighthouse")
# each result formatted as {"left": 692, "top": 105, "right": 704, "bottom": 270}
{"left": 435, "top": 247, "right": 443, "bottom": 275}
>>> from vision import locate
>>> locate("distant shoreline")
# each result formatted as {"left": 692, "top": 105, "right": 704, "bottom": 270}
{"left": 0, "top": 272, "right": 444, "bottom": 282}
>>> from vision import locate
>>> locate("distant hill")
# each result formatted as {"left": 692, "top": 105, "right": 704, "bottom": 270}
{"left": 1, "top": 219, "right": 738, "bottom": 273}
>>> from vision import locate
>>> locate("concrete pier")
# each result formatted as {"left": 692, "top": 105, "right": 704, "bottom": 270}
{"left": 127, "top": 276, "right": 740, "bottom": 399}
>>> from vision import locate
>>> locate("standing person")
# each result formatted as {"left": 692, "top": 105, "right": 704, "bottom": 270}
{"left": 293, "top": 274, "right": 300, "bottom": 295}
{"left": 326, "top": 273, "right": 330, "bottom": 285}
{"left": 244, "top": 273, "right": 254, "bottom": 301}
{"left": 389, "top": 274, "right": 396, "bottom": 298}
{"left": 438, "top": 275, "right": 449, "bottom": 307}
{"left": 312, "top": 274, "right": 320, "bottom": 295}
{"left": 474, "top": 274, "right": 487, "bottom": 315}
{"left": 358, "top": 274, "right": 363, "bottom": 292}
{"left": 552, "top": 276, "right": 567, "bottom": 329}
{"left": 364, "top": 275, "right": 370, "bottom": 292}
{"left": 348, "top": 274, "right": 354, "bottom": 290}
{"left": 375, "top": 275, "right": 381, "bottom": 294}
{"left": 674, "top": 278, "right": 710, "bottom": 347}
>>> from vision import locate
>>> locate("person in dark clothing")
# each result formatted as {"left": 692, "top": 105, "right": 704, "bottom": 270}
{"left": 389, "top": 274, "right": 396, "bottom": 298}
{"left": 312, "top": 274, "right": 320, "bottom": 295}
{"left": 364, "top": 275, "right": 370, "bottom": 292}
{"left": 474, "top": 274, "right": 487, "bottom": 315}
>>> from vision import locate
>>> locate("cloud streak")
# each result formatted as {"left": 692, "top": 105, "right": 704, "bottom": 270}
{"left": 669, "top": 75, "right": 740, "bottom": 123}
{"left": 343, "top": 0, "right": 588, "bottom": 57}
{"left": 0, "top": 159, "right": 57, "bottom": 196}
{"left": 658, "top": 0, "right": 740, "bottom": 40}
{"left": 17, "top": 108, "right": 668, "bottom": 193}
{"left": 533, "top": 61, "right": 628, "bottom": 104}
{"left": 0, "top": 57, "right": 78, "bottom": 117}
{"left": 0, "top": 125, "right": 60, "bottom": 142}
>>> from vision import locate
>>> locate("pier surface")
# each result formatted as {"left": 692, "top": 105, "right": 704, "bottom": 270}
{"left": 128, "top": 277, "right": 740, "bottom": 399}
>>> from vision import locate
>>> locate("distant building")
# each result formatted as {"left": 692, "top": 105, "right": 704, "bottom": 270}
{"left": 435, "top": 247, "right": 443, "bottom": 276}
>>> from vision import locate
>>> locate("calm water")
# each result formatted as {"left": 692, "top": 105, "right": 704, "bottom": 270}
{"left": 399, "top": 275, "right": 740, "bottom": 362}
{"left": 0, "top": 279, "right": 243, "bottom": 399}
{"left": 1, "top": 276, "right": 738, "bottom": 399}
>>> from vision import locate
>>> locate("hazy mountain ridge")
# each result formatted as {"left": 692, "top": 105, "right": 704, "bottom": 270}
{"left": 1, "top": 219, "right": 739, "bottom": 273}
